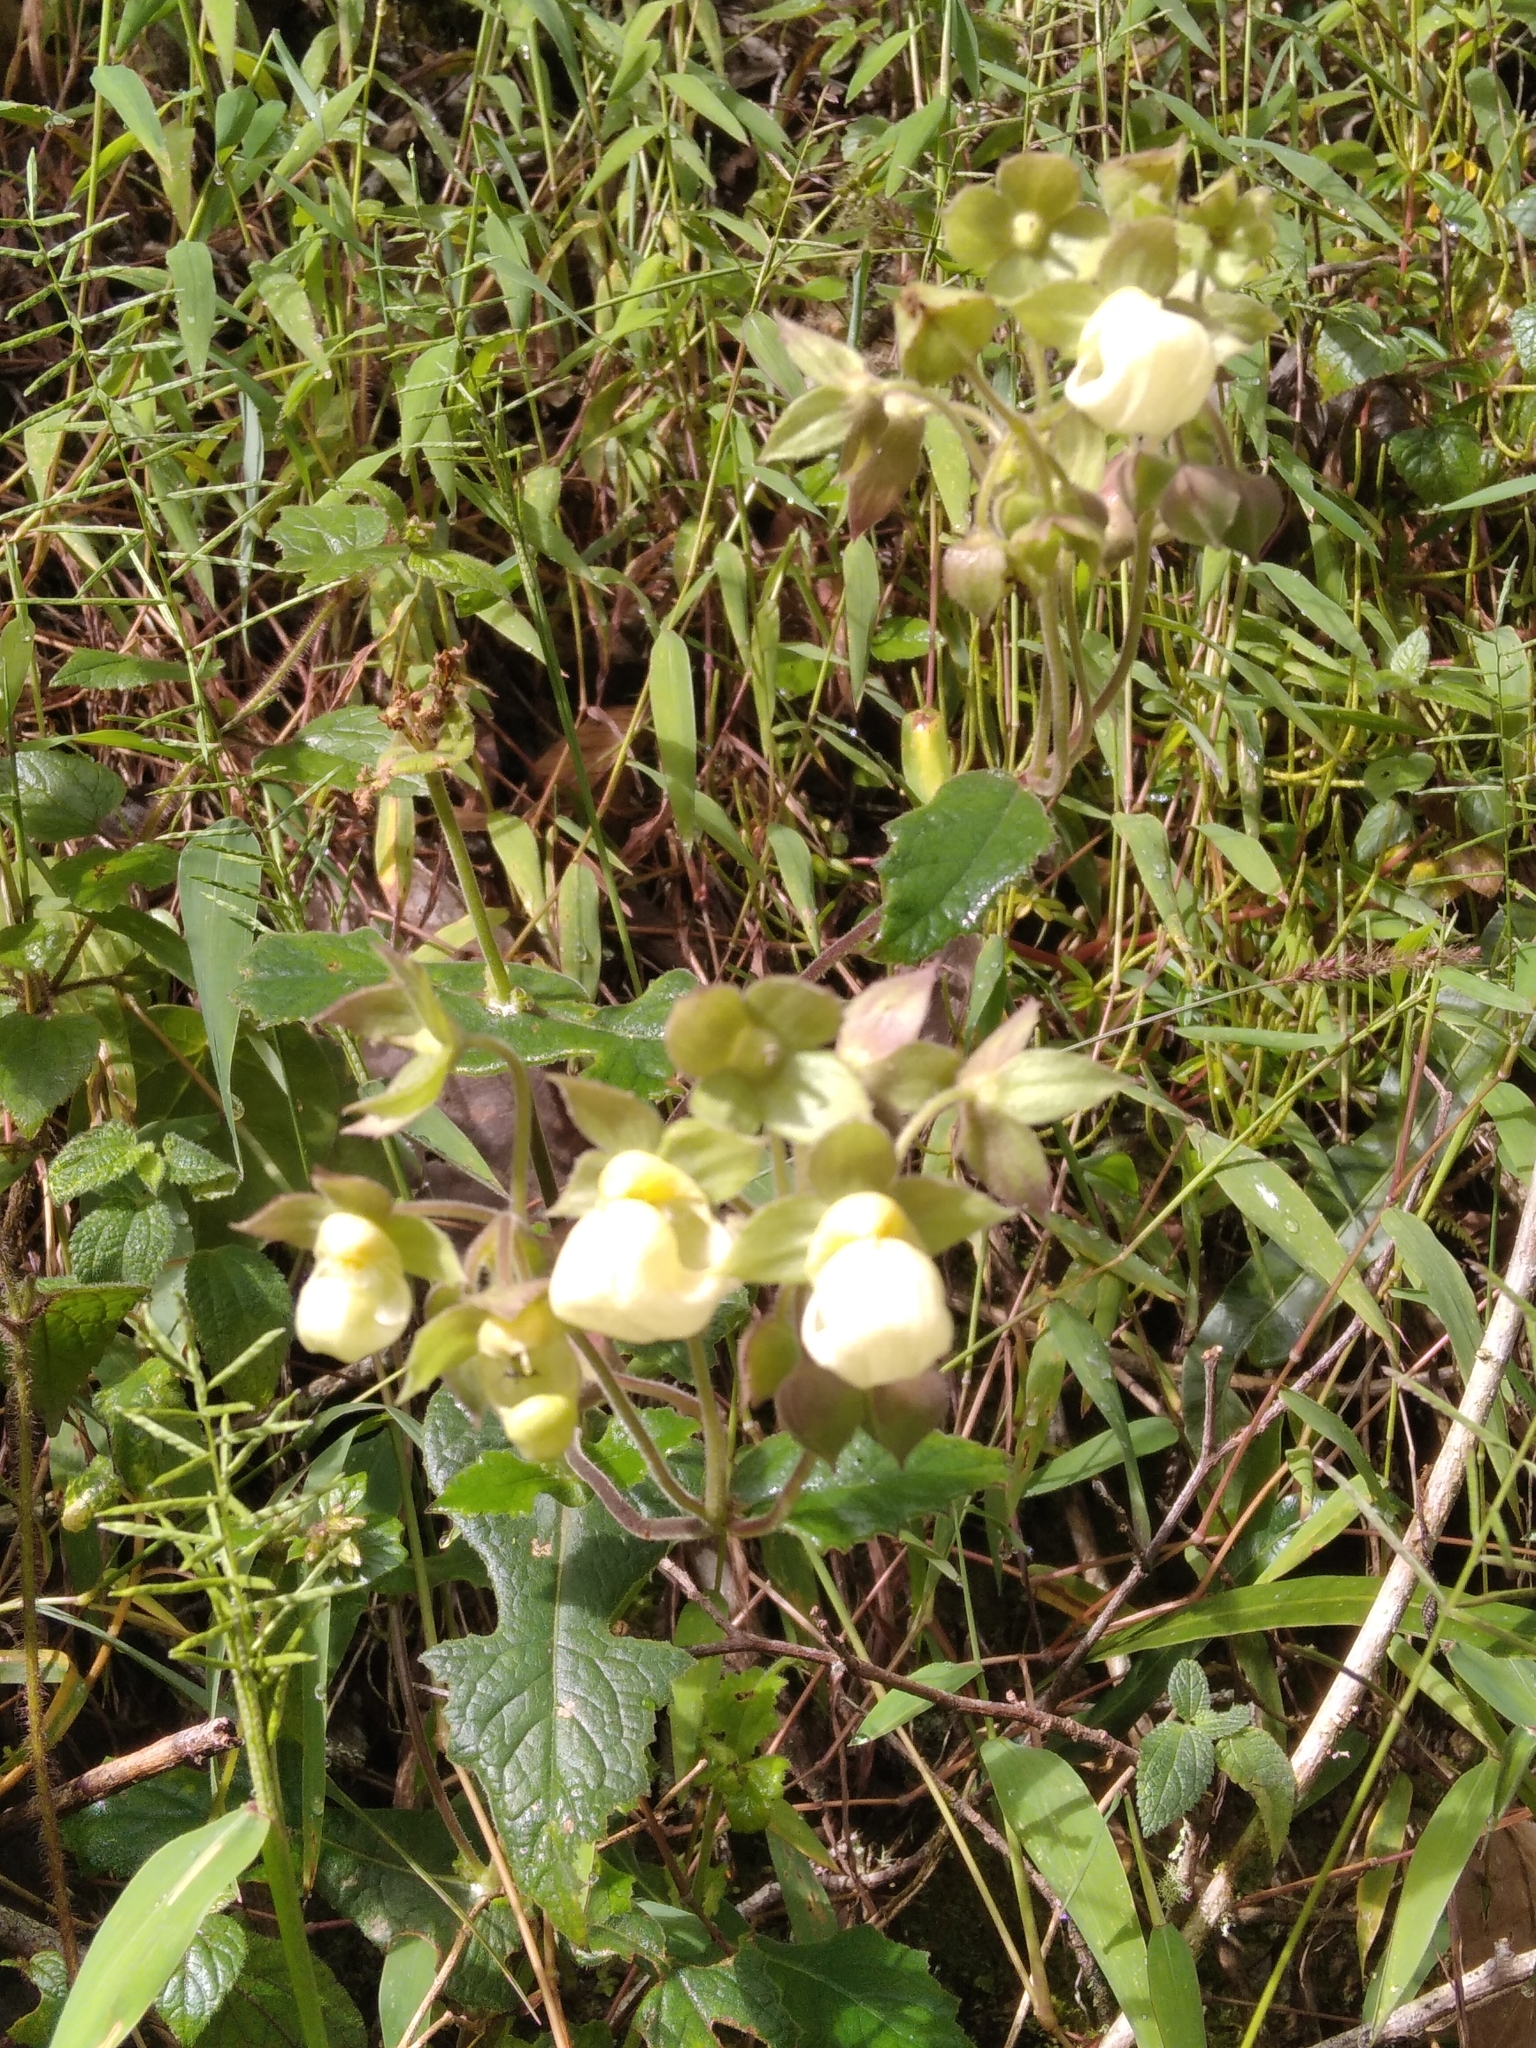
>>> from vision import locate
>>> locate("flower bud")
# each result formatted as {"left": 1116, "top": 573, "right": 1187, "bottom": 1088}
{"left": 800, "top": 1193, "right": 952, "bottom": 1390}
{"left": 497, "top": 1393, "right": 579, "bottom": 1463}
{"left": 901, "top": 709, "right": 953, "bottom": 806}
{"left": 295, "top": 1211, "right": 413, "bottom": 1364}
{"left": 467, "top": 1304, "right": 582, "bottom": 1461}
{"left": 547, "top": 1151, "right": 732, "bottom": 1344}
{"left": 942, "top": 531, "right": 1008, "bottom": 620}
{"left": 1064, "top": 286, "right": 1217, "bottom": 440}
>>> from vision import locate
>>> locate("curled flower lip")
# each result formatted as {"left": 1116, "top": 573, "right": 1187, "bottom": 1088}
{"left": 548, "top": 1155, "right": 733, "bottom": 1345}
{"left": 1064, "top": 286, "right": 1217, "bottom": 441}
{"left": 295, "top": 1212, "right": 414, "bottom": 1364}
{"left": 801, "top": 1235, "right": 952, "bottom": 1391}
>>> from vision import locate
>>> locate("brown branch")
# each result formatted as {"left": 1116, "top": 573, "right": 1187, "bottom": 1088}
{"left": 0, "top": 1718, "right": 239, "bottom": 1833}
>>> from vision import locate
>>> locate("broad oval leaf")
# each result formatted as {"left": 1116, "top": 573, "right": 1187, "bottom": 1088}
{"left": 52, "top": 1805, "right": 268, "bottom": 2048}
{"left": 0, "top": 745, "right": 124, "bottom": 840}
{"left": 876, "top": 772, "right": 1052, "bottom": 964}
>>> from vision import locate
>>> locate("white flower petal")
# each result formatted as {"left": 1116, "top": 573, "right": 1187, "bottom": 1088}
{"left": 801, "top": 1238, "right": 952, "bottom": 1390}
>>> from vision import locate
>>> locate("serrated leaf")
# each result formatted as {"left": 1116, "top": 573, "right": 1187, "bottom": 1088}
{"left": 316, "top": 1805, "right": 521, "bottom": 2013}
{"left": 782, "top": 1434, "right": 1005, "bottom": 1550}
{"left": 876, "top": 773, "right": 1052, "bottom": 964}
{"left": 13, "top": 1950, "right": 68, "bottom": 2047}
{"left": 184, "top": 1245, "right": 291, "bottom": 1406}
{"left": 982, "top": 1742, "right": 1159, "bottom": 2048}
{"left": 51, "top": 1807, "right": 269, "bottom": 2048}
{"left": 1166, "top": 1659, "right": 1210, "bottom": 1723}
{"left": 29, "top": 1282, "right": 146, "bottom": 1429}
{"left": 0, "top": 1011, "right": 98, "bottom": 1139}
{"left": 1, "top": 746, "right": 124, "bottom": 838}
{"left": 49, "top": 1122, "right": 156, "bottom": 1202}
{"left": 1137, "top": 1720, "right": 1215, "bottom": 1834}
{"left": 155, "top": 1912, "right": 247, "bottom": 2045}
{"left": 1215, "top": 1726, "right": 1295, "bottom": 1861}
{"left": 636, "top": 1953, "right": 789, "bottom": 2048}
{"left": 62, "top": 1768, "right": 214, "bottom": 1878}
{"left": 420, "top": 1393, "right": 689, "bottom": 1933}
{"left": 736, "top": 1926, "right": 972, "bottom": 2048}
{"left": 183, "top": 1932, "right": 366, "bottom": 2048}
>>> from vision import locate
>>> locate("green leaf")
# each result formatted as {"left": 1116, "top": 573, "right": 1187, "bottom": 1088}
{"left": 434, "top": 1448, "right": 583, "bottom": 1517}
{"left": 636, "top": 1954, "right": 787, "bottom": 2047}
{"left": 725, "top": 1196, "right": 826, "bottom": 1284}
{"left": 13, "top": 1950, "right": 68, "bottom": 2047}
{"left": 0, "top": 745, "right": 124, "bottom": 839}
{"left": 48, "top": 1121, "right": 156, "bottom": 1202}
{"left": 1357, "top": 1774, "right": 1413, "bottom": 1970}
{"left": 1249, "top": 561, "right": 1371, "bottom": 662}
{"left": 877, "top": 772, "right": 1052, "bottom": 963}
{"left": 1041, "top": 1301, "right": 1150, "bottom": 1548}
{"left": 249, "top": 260, "right": 331, "bottom": 378}
{"left": 0, "top": 1012, "right": 97, "bottom": 1138}
{"left": 1167, "top": 1660, "right": 1210, "bottom": 1721}
{"left": 50, "top": 651, "right": 192, "bottom": 696}
{"left": 650, "top": 628, "right": 697, "bottom": 847}
{"left": 236, "top": 930, "right": 393, "bottom": 1024}
{"left": 1105, "top": 1576, "right": 1376, "bottom": 1657}
{"left": 1190, "top": 1128, "right": 1390, "bottom": 1341}
{"left": 736, "top": 1926, "right": 973, "bottom": 2048}
{"left": 1382, "top": 1206, "right": 1482, "bottom": 1378}
{"left": 968, "top": 1047, "right": 1123, "bottom": 1126}
{"left": 1363, "top": 1756, "right": 1499, "bottom": 2032}
{"left": 1119, "top": 816, "right": 1195, "bottom": 953}
{"left": 842, "top": 534, "right": 880, "bottom": 705}
{"left": 1216, "top": 1726, "right": 1295, "bottom": 1861}
{"left": 180, "top": 1932, "right": 365, "bottom": 2048}
{"left": 167, "top": 239, "right": 217, "bottom": 380}
{"left": 378, "top": 1936, "right": 440, "bottom": 2048}
{"left": 786, "top": 1434, "right": 1006, "bottom": 1550}
{"left": 889, "top": 1179, "right": 1008, "bottom": 1254}
{"left": 420, "top": 1393, "right": 689, "bottom": 1933}
{"left": 1447, "top": 1643, "right": 1536, "bottom": 1733}
{"left": 29, "top": 1282, "right": 146, "bottom": 1430}
{"left": 1147, "top": 1926, "right": 1206, "bottom": 2048}
{"left": 180, "top": 821, "right": 264, "bottom": 1148}
{"left": 183, "top": 1245, "right": 292, "bottom": 1406}
{"left": 1136, "top": 1720, "right": 1215, "bottom": 1834}
{"left": 1021, "top": 1416, "right": 1178, "bottom": 1497}
{"left": 91, "top": 62, "right": 169, "bottom": 165}
{"left": 317, "top": 1804, "right": 521, "bottom": 2013}
{"left": 982, "top": 1741, "right": 1160, "bottom": 2048}
{"left": 853, "top": 1662, "right": 983, "bottom": 1743}
{"left": 155, "top": 1911, "right": 247, "bottom": 2045}
{"left": 51, "top": 1806, "right": 269, "bottom": 2048}
{"left": 62, "top": 1768, "right": 215, "bottom": 1878}
{"left": 557, "top": 859, "right": 603, "bottom": 999}
{"left": 451, "top": 968, "right": 697, "bottom": 1099}
{"left": 1389, "top": 422, "right": 1487, "bottom": 507}
{"left": 1195, "top": 821, "right": 1283, "bottom": 895}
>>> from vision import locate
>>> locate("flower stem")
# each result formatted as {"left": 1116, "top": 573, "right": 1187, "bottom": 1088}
{"left": 688, "top": 1334, "right": 731, "bottom": 1533}
{"left": 425, "top": 769, "right": 513, "bottom": 1006}
{"left": 575, "top": 1337, "right": 709, "bottom": 1518}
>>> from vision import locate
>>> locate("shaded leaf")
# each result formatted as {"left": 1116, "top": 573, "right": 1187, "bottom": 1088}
{"left": 876, "top": 773, "right": 1052, "bottom": 963}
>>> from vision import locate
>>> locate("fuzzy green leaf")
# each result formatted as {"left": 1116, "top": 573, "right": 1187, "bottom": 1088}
{"left": 877, "top": 773, "right": 1052, "bottom": 964}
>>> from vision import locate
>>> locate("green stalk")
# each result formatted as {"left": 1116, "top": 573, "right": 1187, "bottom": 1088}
{"left": 576, "top": 1338, "right": 710, "bottom": 1518}
{"left": 425, "top": 770, "right": 513, "bottom": 1005}
{"left": 687, "top": 1335, "right": 730, "bottom": 1532}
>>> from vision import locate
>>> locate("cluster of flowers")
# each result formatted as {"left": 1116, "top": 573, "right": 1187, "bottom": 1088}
{"left": 244, "top": 956, "right": 1120, "bottom": 1476}
{"left": 766, "top": 140, "right": 1281, "bottom": 603}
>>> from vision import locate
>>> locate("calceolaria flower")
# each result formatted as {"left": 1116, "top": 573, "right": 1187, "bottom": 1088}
{"left": 239, "top": 1170, "right": 462, "bottom": 1366}
{"left": 800, "top": 1193, "right": 952, "bottom": 1390}
{"left": 296, "top": 1210, "right": 414, "bottom": 1364}
{"left": 548, "top": 1151, "right": 733, "bottom": 1344}
{"left": 1064, "top": 286, "right": 1217, "bottom": 440}
{"left": 407, "top": 1290, "right": 583, "bottom": 1463}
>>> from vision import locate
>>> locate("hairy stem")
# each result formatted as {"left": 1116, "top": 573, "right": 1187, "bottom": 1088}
{"left": 688, "top": 1334, "right": 731, "bottom": 1531}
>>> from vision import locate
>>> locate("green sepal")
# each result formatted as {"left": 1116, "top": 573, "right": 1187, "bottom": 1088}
{"left": 774, "top": 1359, "right": 865, "bottom": 1464}
{"left": 807, "top": 1120, "right": 897, "bottom": 1201}
{"left": 658, "top": 1119, "right": 766, "bottom": 1203}
{"left": 235, "top": 1190, "right": 328, "bottom": 1249}
{"left": 740, "top": 976, "right": 842, "bottom": 1051}
{"left": 725, "top": 1196, "right": 826, "bottom": 1285}
{"left": 381, "top": 1210, "right": 464, "bottom": 1287}
{"left": 890, "top": 1177, "right": 1009, "bottom": 1254}
{"left": 867, "top": 1372, "right": 950, "bottom": 1464}
{"left": 404, "top": 1302, "right": 489, "bottom": 1397}
{"left": 557, "top": 1075, "right": 665, "bottom": 1156}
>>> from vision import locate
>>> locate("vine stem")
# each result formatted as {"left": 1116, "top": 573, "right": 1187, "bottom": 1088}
{"left": 425, "top": 770, "right": 513, "bottom": 1006}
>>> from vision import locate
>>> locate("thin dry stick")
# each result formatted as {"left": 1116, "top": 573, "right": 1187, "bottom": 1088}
{"left": 453, "top": 1766, "right": 573, "bottom": 2048}
{"left": 1307, "top": 1938, "right": 1536, "bottom": 2047}
{"left": 1095, "top": 1163, "right": 1536, "bottom": 2048}
{"left": 0, "top": 1718, "right": 238, "bottom": 1831}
